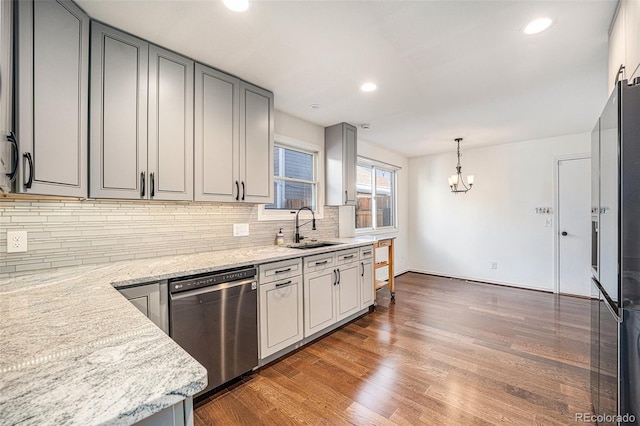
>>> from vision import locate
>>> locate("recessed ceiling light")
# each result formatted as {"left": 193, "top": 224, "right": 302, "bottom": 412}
{"left": 310, "top": 104, "right": 320, "bottom": 110}
{"left": 224, "top": 0, "right": 249, "bottom": 13}
{"left": 360, "top": 82, "right": 377, "bottom": 92}
{"left": 523, "top": 17, "right": 552, "bottom": 35}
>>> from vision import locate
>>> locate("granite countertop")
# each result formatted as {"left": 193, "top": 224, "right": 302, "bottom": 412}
{"left": 0, "top": 236, "right": 387, "bottom": 425}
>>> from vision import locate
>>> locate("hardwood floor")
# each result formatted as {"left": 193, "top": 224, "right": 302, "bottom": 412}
{"left": 194, "top": 273, "right": 592, "bottom": 425}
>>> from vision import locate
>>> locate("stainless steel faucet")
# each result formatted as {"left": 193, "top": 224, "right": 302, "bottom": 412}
{"left": 294, "top": 206, "right": 316, "bottom": 243}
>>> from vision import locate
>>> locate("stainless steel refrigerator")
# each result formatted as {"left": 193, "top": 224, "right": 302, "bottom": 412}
{"left": 591, "top": 78, "right": 640, "bottom": 425}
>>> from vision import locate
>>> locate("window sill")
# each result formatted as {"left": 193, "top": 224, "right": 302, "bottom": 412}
{"left": 355, "top": 227, "right": 398, "bottom": 236}
{"left": 257, "top": 206, "right": 324, "bottom": 222}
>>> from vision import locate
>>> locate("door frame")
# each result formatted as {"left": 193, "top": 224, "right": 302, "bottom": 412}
{"left": 553, "top": 153, "right": 590, "bottom": 294}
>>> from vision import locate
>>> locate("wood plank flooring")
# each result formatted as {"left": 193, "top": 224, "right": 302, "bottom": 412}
{"left": 194, "top": 273, "right": 592, "bottom": 425}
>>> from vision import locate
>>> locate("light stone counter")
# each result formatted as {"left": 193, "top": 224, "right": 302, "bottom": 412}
{"left": 0, "top": 237, "right": 383, "bottom": 425}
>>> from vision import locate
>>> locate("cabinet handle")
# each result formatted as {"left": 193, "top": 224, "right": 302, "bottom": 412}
{"left": 274, "top": 268, "right": 292, "bottom": 274}
{"left": 242, "top": 181, "right": 245, "bottom": 201}
{"left": 235, "top": 180, "right": 239, "bottom": 201}
{"left": 333, "top": 269, "right": 337, "bottom": 286}
{"left": 315, "top": 260, "right": 328, "bottom": 266}
{"left": 5, "top": 132, "right": 18, "bottom": 182}
{"left": 343, "top": 255, "right": 354, "bottom": 260}
{"left": 150, "top": 172, "right": 155, "bottom": 197}
{"left": 344, "top": 190, "right": 348, "bottom": 205}
{"left": 615, "top": 64, "right": 625, "bottom": 85}
{"left": 140, "top": 172, "right": 146, "bottom": 197}
{"left": 337, "top": 268, "right": 341, "bottom": 285}
{"left": 23, "top": 152, "right": 33, "bottom": 189}
{"left": 362, "top": 251, "right": 371, "bottom": 256}
{"left": 276, "top": 280, "right": 292, "bottom": 288}
{"left": 361, "top": 262, "right": 364, "bottom": 277}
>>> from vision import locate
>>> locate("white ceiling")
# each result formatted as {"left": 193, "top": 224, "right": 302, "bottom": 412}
{"left": 76, "top": 0, "right": 617, "bottom": 158}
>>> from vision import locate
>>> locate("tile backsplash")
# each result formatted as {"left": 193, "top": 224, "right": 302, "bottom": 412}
{"left": 0, "top": 199, "right": 338, "bottom": 278}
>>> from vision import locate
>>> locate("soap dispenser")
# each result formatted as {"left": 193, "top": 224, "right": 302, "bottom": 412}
{"left": 276, "top": 228, "right": 284, "bottom": 246}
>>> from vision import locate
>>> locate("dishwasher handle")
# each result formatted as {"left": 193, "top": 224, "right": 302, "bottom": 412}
{"left": 170, "top": 278, "right": 256, "bottom": 300}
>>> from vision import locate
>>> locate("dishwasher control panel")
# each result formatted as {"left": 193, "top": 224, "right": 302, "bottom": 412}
{"left": 169, "top": 267, "right": 256, "bottom": 293}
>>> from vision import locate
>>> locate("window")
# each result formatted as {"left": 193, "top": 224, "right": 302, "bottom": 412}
{"left": 264, "top": 143, "right": 319, "bottom": 212}
{"left": 356, "top": 159, "right": 397, "bottom": 231}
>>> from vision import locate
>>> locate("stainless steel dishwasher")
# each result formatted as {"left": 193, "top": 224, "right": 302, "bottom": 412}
{"left": 169, "top": 267, "right": 258, "bottom": 396}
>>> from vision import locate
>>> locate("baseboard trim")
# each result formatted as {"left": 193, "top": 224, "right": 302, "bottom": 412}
{"left": 405, "top": 268, "right": 553, "bottom": 294}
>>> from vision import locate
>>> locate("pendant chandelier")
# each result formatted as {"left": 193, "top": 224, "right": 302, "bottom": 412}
{"left": 448, "top": 138, "right": 474, "bottom": 194}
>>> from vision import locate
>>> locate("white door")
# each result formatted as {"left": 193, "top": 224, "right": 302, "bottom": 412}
{"left": 558, "top": 157, "right": 591, "bottom": 297}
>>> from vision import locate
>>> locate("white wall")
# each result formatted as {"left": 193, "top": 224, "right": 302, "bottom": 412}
{"left": 408, "top": 133, "right": 590, "bottom": 291}
{"left": 359, "top": 138, "right": 410, "bottom": 276}
{"left": 274, "top": 110, "right": 324, "bottom": 149}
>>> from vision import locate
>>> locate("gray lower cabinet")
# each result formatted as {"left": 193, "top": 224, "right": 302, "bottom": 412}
{"left": 194, "top": 65, "right": 274, "bottom": 203}
{"left": 303, "top": 252, "right": 338, "bottom": 337}
{"left": 136, "top": 398, "right": 193, "bottom": 426}
{"left": 15, "top": 0, "right": 89, "bottom": 197}
{"left": 335, "top": 249, "right": 361, "bottom": 321}
{"left": 325, "top": 122, "right": 357, "bottom": 206}
{"left": 118, "top": 281, "right": 169, "bottom": 335}
{"left": 90, "top": 22, "right": 193, "bottom": 201}
{"left": 258, "top": 258, "right": 304, "bottom": 359}
{"left": 360, "top": 245, "right": 374, "bottom": 309}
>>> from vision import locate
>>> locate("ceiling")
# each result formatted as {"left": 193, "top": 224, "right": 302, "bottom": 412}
{"left": 76, "top": 0, "right": 617, "bottom": 158}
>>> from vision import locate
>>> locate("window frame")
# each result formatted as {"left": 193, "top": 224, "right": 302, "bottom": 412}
{"left": 355, "top": 156, "right": 399, "bottom": 234}
{"left": 258, "top": 135, "right": 324, "bottom": 221}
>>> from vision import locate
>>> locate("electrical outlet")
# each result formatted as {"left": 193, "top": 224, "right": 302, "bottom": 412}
{"left": 7, "top": 230, "right": 28, "bottom": 253}
{"left": 490, "top": 262, "right": 498, "bottom": 270}
{"left": 545, "top": 218, "right": 552, "bottom": 227}
{"left": 233, "top": 223, "right": 249, "bottom": 237}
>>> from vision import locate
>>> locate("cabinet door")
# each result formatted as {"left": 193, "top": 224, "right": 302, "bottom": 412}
{"left": 304, "top": 269, "right": 336, "bottom": 337}
{"left": 259, "top": 277, "right": 303, "bottom": 358}
{"left": 343, "top": 124, "right": 357, "bottom": 205}
{"left": 194, "top": 64, "right": 239, "bottom": 202}
{"left": 118, "top": 282, "right": 168, "bottom": 334}
{"left": 336, "top": 263, "right": 360, "bottom": 321}
{"left": 240, "top": 82, "right": 274, "bottom": 203}
{"left": 148, "top": 45, "right": 193, "bottom": 201}
{"left": 90, "top": 22, "right": 148, "bottom": 199}
{"left": 360, "top": 259, "right": 374, "bottom": 309}
{"left": 16, "top": 0, "right": 88, "bottom": 196}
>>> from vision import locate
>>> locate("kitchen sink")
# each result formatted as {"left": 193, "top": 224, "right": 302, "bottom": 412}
{"left": 287, "top": 241, "right": 343, "bottom": 250}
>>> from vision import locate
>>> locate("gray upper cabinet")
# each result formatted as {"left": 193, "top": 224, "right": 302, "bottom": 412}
{"left": 240, "top": 82, "right": 274, "bottom": 203}
{"left": 194, "top": 64, "right": 240, "bottom": 202}
{"left": 148, "top": 45, "right": 194, "bottom": 201}
{"left": 90, "top": 22, "right": 148, "bottom": 199}
{"left": 16, "top": 0, "right": 89, "bottom": 197}
{"left": 195, "top": 67, "right": 273, "bottom": 203}
{"left": 325, "top": 122, "right": 357, "bottom": 206}
{"left": 90, "top": 23, "right": 193, "bottom": 201}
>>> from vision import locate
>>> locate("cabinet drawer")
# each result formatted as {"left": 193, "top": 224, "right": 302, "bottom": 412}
{"left": 336, "top": 249, "right": 359, "bottom": 265}
{"left": 259, "top": 258, "right": 302, "bottom": 284}
{"left": 304, "top": 252, "right": 336, "bottom": 273}
{"left": 359, "top": 245, "right": 374, "bottom": 260}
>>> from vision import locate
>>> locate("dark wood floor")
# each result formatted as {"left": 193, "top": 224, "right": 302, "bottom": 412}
{"left": 194, "top": 273, "right": 592, "bottom": 425}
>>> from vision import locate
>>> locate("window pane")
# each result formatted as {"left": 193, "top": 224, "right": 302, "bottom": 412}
{"left": 275, "top": 146, "right": 313, "bottom": 180}
{"left": 356, "top": 165, "right": 372, "bottom": 229}
{"left": 265, "top": 179, "right": 315, "bottom": 210}
{"left": 376, "top": 169, "right": 394, "bottom": 227}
